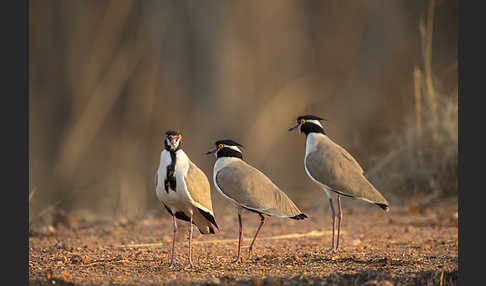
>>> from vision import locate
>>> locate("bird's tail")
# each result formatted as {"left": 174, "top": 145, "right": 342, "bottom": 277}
{"left": 290, "top": 213, "right": 308, "bottom": 220}
{"left": 375, "top": 203, "right": 390, "bottom": 212}
{"left": 193, "top": 208, "right": 219, "bottom": 235}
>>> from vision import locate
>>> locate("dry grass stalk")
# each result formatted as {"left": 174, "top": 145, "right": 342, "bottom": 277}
{"left": 29, "top": 188, "right": 37, "bottom": 204}
{"left": 29, "top": 188, "right": 37, "bottom": 224}
{"left": 369, "top": 4, "right": 458, "bottom": 198}
{"left": 423, "top": 0, "right": 441, "bottom": 147}
{"left": 29, "top": 199, "right": 64, "bottom": 224}
{"left": 413, "top": 67, "right": 423, "bottom": 163}
{"left": 114, "top": 230, "right": 336, "bottom": 248}
{"left": 416, "top": 0, "right": 444, "bottom": 162}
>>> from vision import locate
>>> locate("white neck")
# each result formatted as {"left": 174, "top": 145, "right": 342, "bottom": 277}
{"left": 305, "top": 132, "right": 328, "bottom": 155}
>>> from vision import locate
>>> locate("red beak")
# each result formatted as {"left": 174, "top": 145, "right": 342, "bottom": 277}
{"left": 206, "top": 146, "right": 218, "bottom": 155}
{"left": 169, "top": 136, "right": 179, "bottom": 146}
{"left": 288, "top": 123, "right": 299, "bottom": 131}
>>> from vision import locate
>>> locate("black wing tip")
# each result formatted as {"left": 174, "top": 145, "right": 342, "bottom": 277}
{"left": 197, "top": 208, "right": 220, "bottom": 230}
{"left": 290, "top": 213, "right": 308, "bottom": 220}
{"left": 376, "top": 203, "right": 390, "bottom": 212}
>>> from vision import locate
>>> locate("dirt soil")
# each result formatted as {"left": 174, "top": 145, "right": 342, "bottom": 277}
{"left": 29, "top": 199, "right": 458, "bottom": 286}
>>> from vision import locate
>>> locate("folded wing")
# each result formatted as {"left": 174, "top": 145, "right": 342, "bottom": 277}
{"left": 184, "top": 162, "right": 219, "bottom": 232}
{"left": 216, "top": 160, "right": 305, "bottom": 218}
{"left": 306, "top": 139, "right": 389, "bottom": 208}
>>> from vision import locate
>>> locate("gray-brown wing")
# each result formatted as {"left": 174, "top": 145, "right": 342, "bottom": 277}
{"left": 216, "top": 160, "right": 304, "bottom": 218}
{"left": 337, "top": 144, "right": 363, "bottom": 173}
{"left": 185, "top": 162, "right": 214, "bottom": 214}
{"left": 306, "top": 140, "right": 388, "bottom": 206}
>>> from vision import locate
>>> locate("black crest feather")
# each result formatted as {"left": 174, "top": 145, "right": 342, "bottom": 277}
{"left": 165, "top": 130, "right": 181, "bottom": 136}
{"left": 297, "top": 115, "right": 325, "bottom": 121}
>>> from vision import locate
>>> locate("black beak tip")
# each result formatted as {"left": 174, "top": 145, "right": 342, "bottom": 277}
{"left": 288, "top": 127, "right": 294, "bottom": 132}
{"left": 205, "top": 151, "right": 211, "bottom": 155}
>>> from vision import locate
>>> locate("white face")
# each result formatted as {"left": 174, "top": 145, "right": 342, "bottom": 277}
{"left": 166, "top": 135, "right": 182, "bottom": 150}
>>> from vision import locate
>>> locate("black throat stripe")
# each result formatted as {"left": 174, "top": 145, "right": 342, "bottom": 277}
{"left": 163, "top": 139, "right": 181, "bottom": 193}
{"left": 164, "top": 150, "right": 178, "bottom": 193}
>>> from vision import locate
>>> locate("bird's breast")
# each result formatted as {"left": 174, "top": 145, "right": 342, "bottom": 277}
{"left": 212, "top": 157, "right": 242, "bottom": 204}
{"left": 156, "top": 150, "right": 191, "bottom": 204}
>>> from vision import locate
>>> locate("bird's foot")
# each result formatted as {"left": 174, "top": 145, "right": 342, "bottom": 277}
{"left": 326, "top": 247, "right": 337, "bottom": 253}
{"left": 168, "top": 261, "right": 176, "bottom": 268}
{"left": 326, "top": 246, "right": 343, "bottom": 255}
{"left": 231, "top": 256, "right": 241, "bottom": 263}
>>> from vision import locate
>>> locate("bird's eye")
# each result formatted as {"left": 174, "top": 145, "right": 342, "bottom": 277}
{"left": 300, "top": 119, "right": 306, "bottom": 124}
{"left": 218, "top": 144, "right": 224, "bottom": 149}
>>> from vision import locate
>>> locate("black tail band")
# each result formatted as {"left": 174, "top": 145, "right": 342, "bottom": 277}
{"left": 290, "top": 213, "right": 308, "bottom": 220}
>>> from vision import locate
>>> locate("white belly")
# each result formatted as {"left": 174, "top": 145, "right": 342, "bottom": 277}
{"left": 156, "top": 183, "right": 190, "bottom": 211}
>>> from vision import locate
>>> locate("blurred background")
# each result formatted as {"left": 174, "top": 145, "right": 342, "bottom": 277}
{"left": 29, "top": 0, "right": 457, "bottom": 226}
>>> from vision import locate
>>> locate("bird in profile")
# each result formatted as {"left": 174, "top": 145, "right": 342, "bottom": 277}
{"left": 288, "top": 115, "right": 390, "bottom": 251}
{"left": 206, "top": 139, "right": 307, "bottom": 263}
{"left": 155, "top": 130, "right": 219, "bottom": 267}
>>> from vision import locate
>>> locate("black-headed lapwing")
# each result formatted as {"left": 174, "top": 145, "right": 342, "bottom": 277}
{"left": 206, "top": 139, "right": 307, "bottom": 263}
{"left": 155, "top": 131, "right": 219, "bottom": 267}
{"left": 288, "top": 115, "right": 389, "bottom": 251}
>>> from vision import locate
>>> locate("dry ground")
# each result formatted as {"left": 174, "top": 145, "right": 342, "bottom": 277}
{"left": 29, "top": 198, "right": 458, "bottom": 286}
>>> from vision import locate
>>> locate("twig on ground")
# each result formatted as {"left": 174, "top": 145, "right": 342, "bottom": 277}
{"left": 113, "top": 230, "right": 337, "bottom": 248}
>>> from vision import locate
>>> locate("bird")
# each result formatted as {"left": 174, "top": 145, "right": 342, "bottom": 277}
{"left": 155, "top": 130, "right": 219, "bottom": 267}
{"left": 206, "top": 139, "right": 307, "bottom": 263}
{"left": 288, "top": 115, "right": 390, "bottom": 251}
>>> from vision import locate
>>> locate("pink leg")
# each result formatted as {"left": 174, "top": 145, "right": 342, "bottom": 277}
{"left": 248, "top": 214, "right": 266, "bottom": 257}
{"left": 169, "top": 214, "right": 177, "bottom": 266}
{"left": 336, "top": 195, "right": 343, "bottom": 250}
{"left": 188, "top": 212, "right": 193, "bottom": 267}
{"left": 329, "top": 198, "right": 336, "bottom": 251}
{"left": 232, "top": 210, "right": 243, "bottom": 263}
